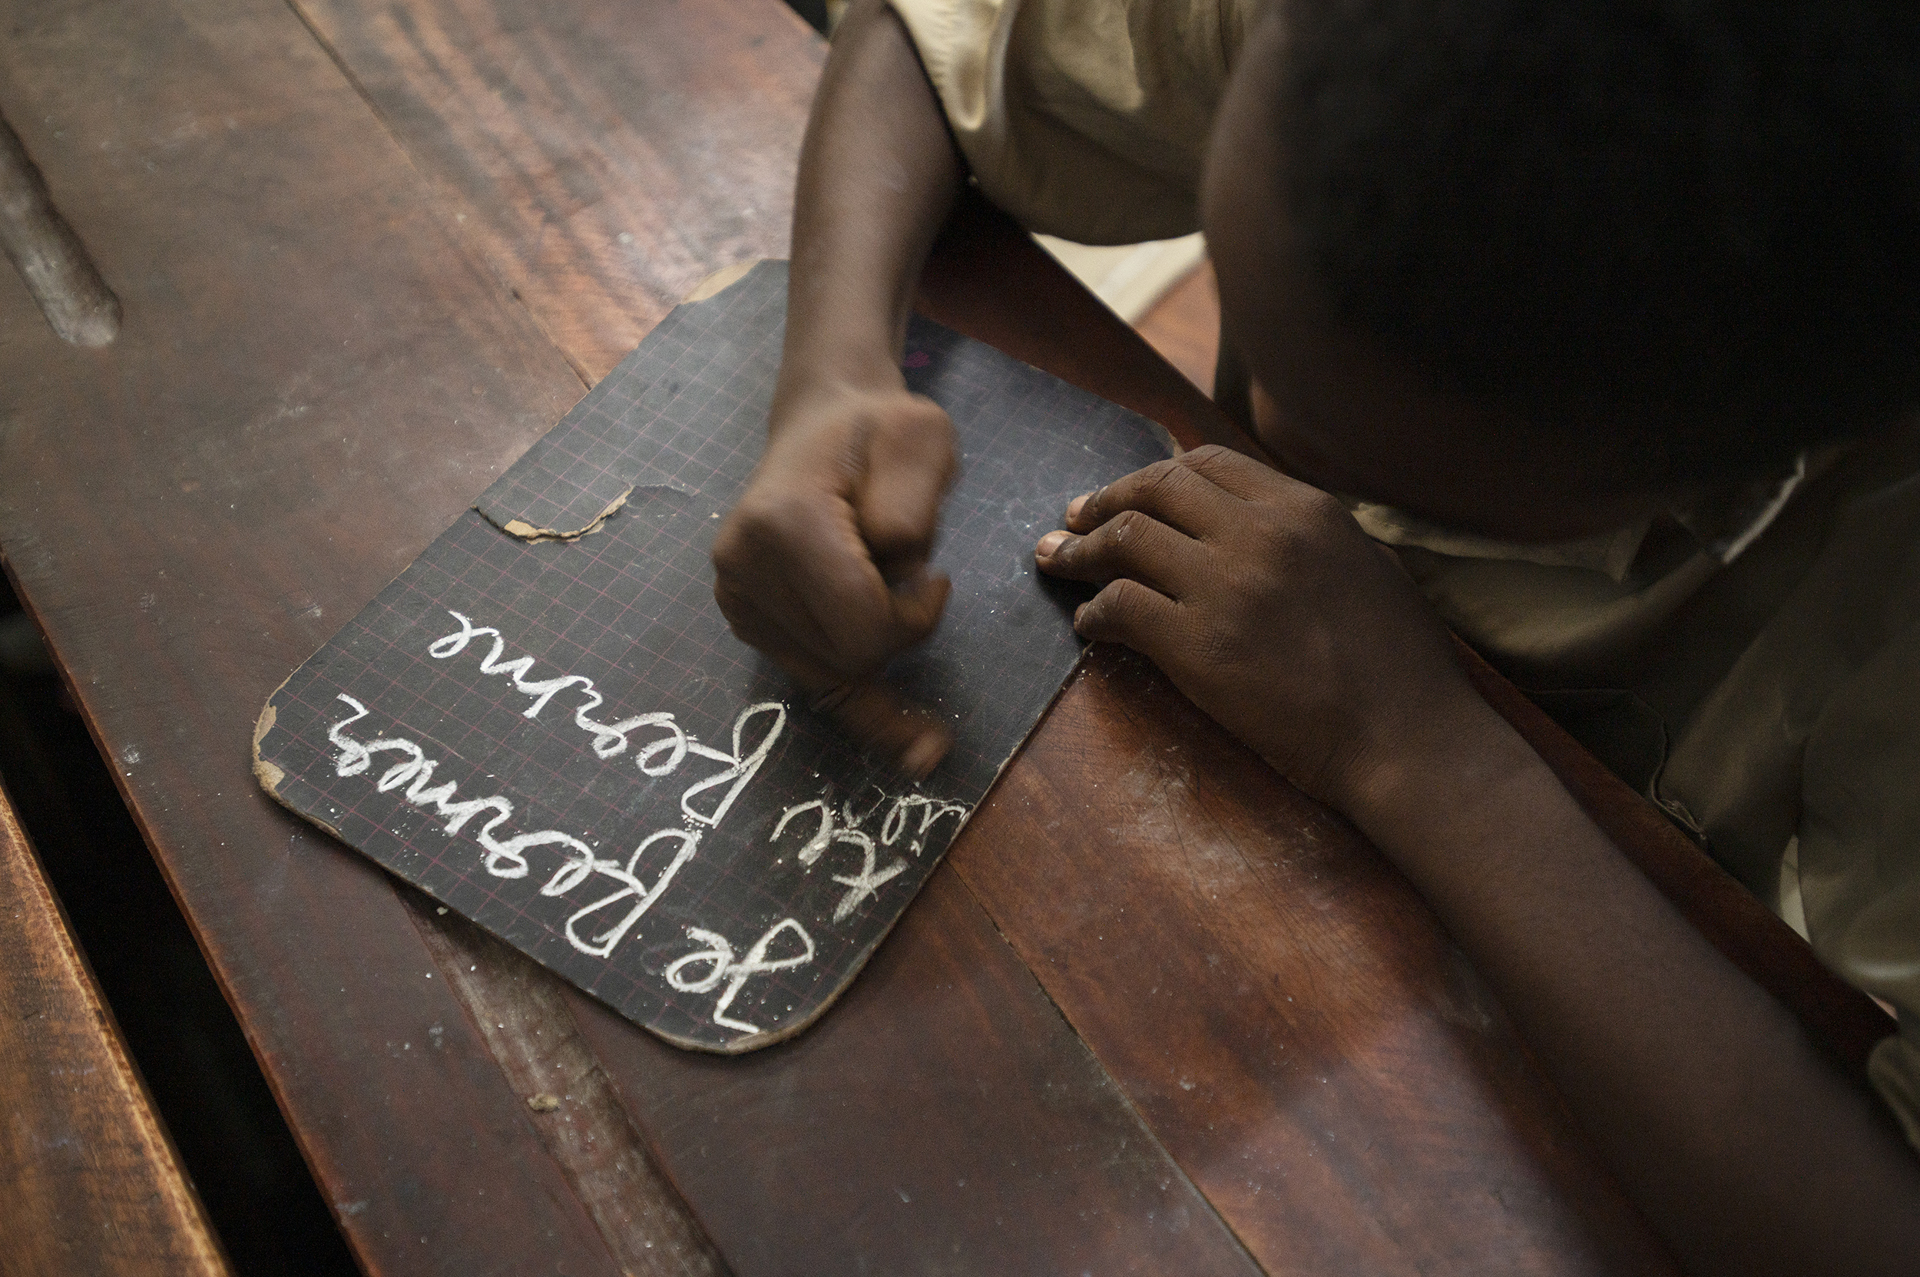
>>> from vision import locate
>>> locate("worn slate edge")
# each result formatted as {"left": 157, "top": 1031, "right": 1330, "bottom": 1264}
{"left": 253, "top": 260, "right": 1171, "bottom": 1052}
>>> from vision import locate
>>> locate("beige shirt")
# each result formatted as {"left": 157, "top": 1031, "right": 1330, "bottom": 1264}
{"left": 889, "top": 0, "right": 1920, "bottom": 1147}
{"left": 891, "top": 0, "right": 1260, "bottom": 242}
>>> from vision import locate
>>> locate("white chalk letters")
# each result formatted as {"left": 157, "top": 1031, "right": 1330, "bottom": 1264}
{"left": 770, "top": 788, "right": 969, "bottom": 922}
{"left": 664, "top": 919, "right": 815, "bottom": 1034}
{"left": 320, "top": 609, "right": 969, "bottom": 1040}
{"left": 327, "top": 695, "right": 700, "bottom": 959}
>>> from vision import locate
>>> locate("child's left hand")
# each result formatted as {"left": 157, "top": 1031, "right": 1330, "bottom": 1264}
{"left": 1034, "top": 445, "right": 1478, "bottom": 814}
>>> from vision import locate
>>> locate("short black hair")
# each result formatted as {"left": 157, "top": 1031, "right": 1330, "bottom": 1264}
{"left": 1276, "top": 0, "right": 1920, "bottom": 483}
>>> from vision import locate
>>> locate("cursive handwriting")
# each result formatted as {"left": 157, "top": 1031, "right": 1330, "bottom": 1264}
{"left": 426, "top": 610, "right": 785, "bottom": 828}
{"left": 328, "top": 694, "right": 695, "bottom": 958}
{"left": 664, "top": 918, "right": 816, "bottom": 1035}
{"left": 317, "top": 610, "right": 977, "bottom": 1039}
{"left": 770, "top": 787, "right": 970, "bottom": 922}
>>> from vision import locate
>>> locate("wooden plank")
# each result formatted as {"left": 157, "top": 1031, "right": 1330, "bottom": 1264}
{"left": 277, "top": 0, "right": 1890, "bottom": 1262}
{"left": 233, "top": 4, "right": 1281, "bottom": 1269}
{"left": 288, "top": 0, "right": 824, "bottom": 383}
{"left": 0, "top": 1, "right": 646, "bottom": 1271}
{"left": 1134, "top": 260, "right": 1220, "bottom": 396}
{"left": 571, "top": 869, "right": 1264, "bottom": 1275}
{"left": 0, "top": 775, "right": 231, "bottom": 1276}
{"left": 957, "top": 650, "right": 1676, "bottom": 1275}
{"left": 5, "top": 0, "right": 1840, "bottom": 1270}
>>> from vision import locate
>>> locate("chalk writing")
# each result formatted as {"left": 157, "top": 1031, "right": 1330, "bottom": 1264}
{"left": 678, "top": 702, "right": 785, "bottom": 829}
{"left": 664, "top": 919, "right": 816, "bottom": 1035}
{"left": 317, "top": 613, "right": 972, "bottom": 1039}
{"left": 326, "top": 694, "right": 695, "bottom": 959}
{"left": 555, "top": 828, "right": 701, "bottom": 959}
{"left": 771, "top": 788, "right": 970, "bottom": 922}
{"left": 426, "top": 610, "right": 786, "bottom": 827}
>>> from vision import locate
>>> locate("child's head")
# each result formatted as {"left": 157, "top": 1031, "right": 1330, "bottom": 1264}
{"left": 1203, "top": 0, "right": 1920, "bottom": 540}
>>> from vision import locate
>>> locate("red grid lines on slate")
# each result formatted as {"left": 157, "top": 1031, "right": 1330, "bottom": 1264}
{"left": 259, "top": 262, "right": 1170, "bottom": 1051}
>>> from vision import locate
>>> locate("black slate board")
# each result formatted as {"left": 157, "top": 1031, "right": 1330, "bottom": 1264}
{"left": 252, "top": 261, "right": 1170, "bottom": 1052}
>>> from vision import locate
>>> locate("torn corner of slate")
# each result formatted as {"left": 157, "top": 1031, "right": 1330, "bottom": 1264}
{"left": 251, "top": 697, "right": 346, "bottom": 841}
{"left": 485, "top": 488, "right": 633, "bottom": 543}
{"left": 251, "top": 700, "right": 286, "bottom": 796}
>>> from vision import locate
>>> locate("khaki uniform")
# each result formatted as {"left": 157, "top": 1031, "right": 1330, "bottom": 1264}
{"left": 889, "top": 0, "right": 1920, "bottom": 1146}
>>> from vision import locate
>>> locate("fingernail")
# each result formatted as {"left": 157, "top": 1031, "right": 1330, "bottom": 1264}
{"left": 1067, "top": 493, "right": 1092, "bottom": 521}
{"left": 1035, "top": 530, "right": 1069, "bottom": 559}
{"left": 901, "top": 733, "right": 946, "bottom": 779}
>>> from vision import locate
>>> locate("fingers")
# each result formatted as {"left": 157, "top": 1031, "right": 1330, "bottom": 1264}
{"left": 1034, "top": 508, "right": 1199, "bottom": 598}
{"left": 1175, "top": 443, "right": 1290, "bottom": 501}
{"left": 811, "top": 679, "right": 953, "bottom": 780}
{"left": 854, "top": 395, "right": 956, "bottom": 577}
{"left": 1072, "top": 577, "right": 1181, "bottom": 653}
{"left": 724, "top": 625, "right": 952, "bottom": 778}
{"left": 711, "top": 387, "right": 960, "bottom": 775}
{"left": 713, "top": 488, "right": 953, "bottom": 778}
{"left": 716, "top": 490, "right": 948, "bottom": 681}
{"left": 1066, "top": 445, "right": 1287, "bottom": 538}
{"left": 1066, "top": 455, "right": 1232, "bottom": 540}
{"left": 782, "top": 518, "right": 950, "bottom": 672}
{"left": 880, "top": 566, "right": 952, "bottom": 644}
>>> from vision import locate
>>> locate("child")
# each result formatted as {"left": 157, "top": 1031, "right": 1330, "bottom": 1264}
{"left": 710, "top": 1, "right": 1920, "bottom": 1269}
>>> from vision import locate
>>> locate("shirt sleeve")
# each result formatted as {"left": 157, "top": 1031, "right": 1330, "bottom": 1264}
{"left": 885, "top": 0, "right": 1250, "bottom": 243}
{"left": 1798, "top": 620, "right": 1920, "bottom": 1148}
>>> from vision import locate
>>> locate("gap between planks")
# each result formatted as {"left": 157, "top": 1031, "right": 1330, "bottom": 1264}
{"left": 405, "top": 893, "right": 732, "bottom": 1276}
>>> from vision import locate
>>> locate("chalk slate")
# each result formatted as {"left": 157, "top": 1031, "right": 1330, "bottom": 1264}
{"left": 253, "top": 261, "right": 1170, "bottom": 1052}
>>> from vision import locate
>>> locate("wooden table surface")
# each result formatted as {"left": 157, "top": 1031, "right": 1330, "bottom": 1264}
{"left": 0, "top": 774, "right": 232, "bottom": 1276}
{"left": 0, "top": 0, "right": 1891, "bottom": 1273}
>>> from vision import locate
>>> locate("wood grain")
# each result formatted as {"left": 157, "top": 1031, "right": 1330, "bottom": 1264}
{"left": 0, "top": 1, "right": 643, "bottom": 1270}
{"left": 0, "top": 0, "right": 1872, "bottom": 1271}
{"left": 264, "top": 4, "right": 1269, "bottom": 1270}
{"left": 0, "top": 777, "right": 230, "bottom": 1276}
{"left": 1134, "top": 259, "right": 1220, "bottom": 396}
{"left": 289, "top": 0, "right": 822, "bottom": 383}
{"left": 409, "top": 898, "right": 729, "bottom": 1277}
{"left": 570, "top": 868, "right": 1265, "bottom": 1276}
{"left": 0, "top": 111, "right": 119, "bottom": 347}
{"left": 957, "top": 649, "right": 1676, "bottom": 1275}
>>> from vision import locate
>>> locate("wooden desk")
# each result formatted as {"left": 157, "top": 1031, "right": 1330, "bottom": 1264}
{"left": 0, "top": 777, "right": 230, "bottom": 1276}
{"left": 0, "top": 0, "right": 1890, "bottom": 1272}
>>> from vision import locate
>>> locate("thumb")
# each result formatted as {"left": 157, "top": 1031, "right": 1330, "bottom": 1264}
{"left": 768, "top": 644, "right": 955, "bottom": 780}
{"left": 882, "top": 567, "right": 951, "bottom": 649}
{"left": 816, "top": 679, "right": 954, "bottom": 780}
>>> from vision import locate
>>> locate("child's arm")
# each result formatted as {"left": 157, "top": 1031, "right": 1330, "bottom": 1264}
{"left": 1037, "top": 445, "right": 1920, "bottom": 1276}
{"left": 712, "top": 0, "right": 964, "bottom": 772}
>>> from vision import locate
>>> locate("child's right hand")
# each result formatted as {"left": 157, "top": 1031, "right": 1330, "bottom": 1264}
{"left": 711, "top": 377, "right": 959, "bottom": 775}
{"left": 711, "top": 0, "right": 969, "bottom": 773}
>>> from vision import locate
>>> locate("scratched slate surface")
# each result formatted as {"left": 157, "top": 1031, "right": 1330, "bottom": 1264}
{"left": 253, "top": 261, "right": 1170, "bottom": 1052}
